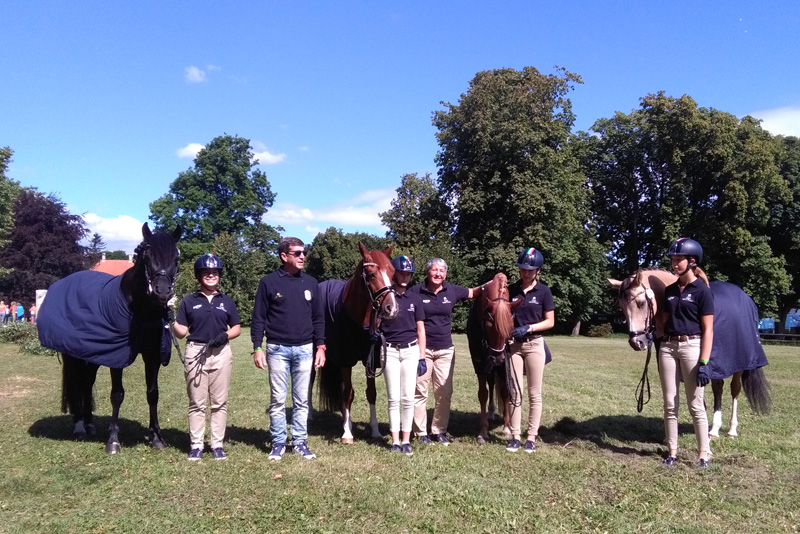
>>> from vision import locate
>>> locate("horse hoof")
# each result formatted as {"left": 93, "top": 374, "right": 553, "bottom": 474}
{"left": 106, "top": 442, "right": 121, "bottom": 454}
{"left": 709, "top": 431, "right": 719, "bottom": 438}
{"left": 85, "top": 423, "right": 97, "bottom": 438}
{"left": 74, "top": 431, "right": 87, "bottom": 442}
{"left": 341, "top": 437, "right": 354, "bottom": 445}
{"left": 151, "top": 438, "right": 168, "bottom": 450}
{"left": 477, "top": 435, "right": 487, "bottom": 444}
{"left": 727, "top": 431, "right": 738, "bottom": 438}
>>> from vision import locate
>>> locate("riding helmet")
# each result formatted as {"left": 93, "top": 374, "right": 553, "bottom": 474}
{"left": 194, "top": 253, "right": 223, "bottom": 277}
{"left": 516, "top": 248, "right": 544, "bottom": 270}
{"left": 666, "top": 238, "right": 703, "bottom": 265}
{"left": 391, "top": 255, "right": 415, "bottom": 273}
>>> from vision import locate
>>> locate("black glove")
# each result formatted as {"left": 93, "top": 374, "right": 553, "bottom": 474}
{"left": 417, "top": 359, "right": 427, "bottom": 377}
{"left": 210, "top": 332, "right": 229, "bottom": 348}
{"left": 696, "top": 363, "right": 710, "bottom": 387}
{"left": 512, "top": 325, "right": 530, "bottom": 341}
{"left": 370, "top": 331, "right": 382, "bottom": 343}
{"left": 166, "top": 308, "right": 175, "bottom": 324}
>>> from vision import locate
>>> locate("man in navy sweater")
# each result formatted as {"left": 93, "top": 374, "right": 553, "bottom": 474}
{"left": 251, "top": 237, "right": 326, "bottom": 461}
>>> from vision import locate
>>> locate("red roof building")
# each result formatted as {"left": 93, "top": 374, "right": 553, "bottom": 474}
{"left": 90, "top": 253, "right": 134, "bottom": 276}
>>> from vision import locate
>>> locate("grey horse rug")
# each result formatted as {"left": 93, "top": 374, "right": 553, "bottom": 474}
{"left": 38, "top": 271, "right": 171, "bottom": 369}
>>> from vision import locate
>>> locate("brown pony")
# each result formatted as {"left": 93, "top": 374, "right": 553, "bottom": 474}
{"left": 467, "top": 273, "right": 521, "bottom": 443}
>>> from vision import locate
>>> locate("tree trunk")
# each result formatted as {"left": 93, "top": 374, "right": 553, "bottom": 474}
{"left": 570, "top": 319, "right": 581, "bottom": 336}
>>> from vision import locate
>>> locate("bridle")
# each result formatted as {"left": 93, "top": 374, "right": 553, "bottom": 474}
{"left": 623, "top": 282, "right": 656, "bottom": 412}
{"left": 361, "top": 262, "right": 395, "bottom": 314}
{"left": 136, "top": 242, "right": 178, "bottom": 297}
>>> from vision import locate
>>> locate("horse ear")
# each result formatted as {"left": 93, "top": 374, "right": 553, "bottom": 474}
{"left": 142, "top": 223, "right": 153, "bottom": 241}
{"left": 608, "top": 278, "right": 622, "bottom": 289}
{"left": 383, "top": 247, "right": 393, "bottom": 258}
{"left": 171, "top": 225, "right": 182, "bottom": 242}
{"left": 358, "top": 242, "right": 369, "bottom": 258}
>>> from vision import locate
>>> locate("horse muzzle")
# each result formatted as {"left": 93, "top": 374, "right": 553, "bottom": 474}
{"left": 628, "top": 334, "right": 650, "bottom": 351}
{"left": 380, "top": 293, "right": 399, "bottom": 320}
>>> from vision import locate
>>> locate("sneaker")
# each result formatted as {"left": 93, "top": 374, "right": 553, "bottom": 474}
{"left": 401, "top": 443, "right": 413, "bottom": 456}
{"left": 211, "top": 447, "right": 227, "bottom": 460}
{"left": 506, "top": 439, "right": 522, "bottom": 452}
{"left": 268, "top": 443, "right": 285, "bottom": 461}
{"left": 663, "top": 455, "right": 677, "bottom": 466}
{"left": 698, "top": 458, "right": 710, "bottom": 469}
{"left": 434, "top": 433, "right": 451, "bottom": 446}
{"left": 418, "top": 435, "right": 434, "bottom": 445}
{"left": 293, "top": 440, "right": 317, "bottom": 460}
{"left": 391, "top": 443, "right": 402, "bottom": 453}
{"left": 187, "top": 448, "right": 203, "bottom": 461}
{"left": 524, "top": 440, "right": 536, "bottom": 453}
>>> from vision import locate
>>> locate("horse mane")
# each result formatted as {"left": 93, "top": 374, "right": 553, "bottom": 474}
{"left": 484, "top": 273, "right": 514, "bottom": 338}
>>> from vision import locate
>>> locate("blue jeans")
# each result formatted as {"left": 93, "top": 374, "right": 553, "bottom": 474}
{"left": 266, "top": 343, "right": 313, "bottom": 444}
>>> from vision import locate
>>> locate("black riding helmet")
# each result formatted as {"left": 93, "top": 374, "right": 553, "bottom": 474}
{"left": 391, "top": 255, "right": 415, "bottom": 273}
{"left": 516, "top": 248, "right": 544, "bottom": 270}
{"left": 194, "top": 253, "right": 223, "bottom": 278}
{"left": 666, "top": 238, "right": 703, "bottom": 265}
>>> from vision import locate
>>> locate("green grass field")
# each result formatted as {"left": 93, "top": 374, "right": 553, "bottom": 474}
{"left": 1, "top": 333, "right": 799, "bottom": 533}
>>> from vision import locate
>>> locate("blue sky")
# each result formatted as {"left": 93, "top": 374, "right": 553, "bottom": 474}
{"left": 3, "top": 1, "right": 799, "bottom": 253}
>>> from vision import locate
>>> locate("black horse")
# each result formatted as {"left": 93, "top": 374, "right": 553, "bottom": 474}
{"left": 38, "top": 223, "right": 181, "bottom": 453}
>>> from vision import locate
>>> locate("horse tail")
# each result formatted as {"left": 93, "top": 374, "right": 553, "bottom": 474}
{"left": 317, "top": 356, "right": 344, "bottom": 412}
{"left": 61, "top": 355, "right": 70, "bottom": 414}
{"left": 742, "top": 366, "right": 772, "bottom": 415}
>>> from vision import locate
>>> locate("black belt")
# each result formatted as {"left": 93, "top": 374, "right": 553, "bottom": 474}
{"left": 386, "top": 340, "right": 418, "bottom": 349}
{"left": 519, "top": 334, "right": 542, "bottom": 341}
{"left": 660, "top": 334, "right": 702, "bottom": 342}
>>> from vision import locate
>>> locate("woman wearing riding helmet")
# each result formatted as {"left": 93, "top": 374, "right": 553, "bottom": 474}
{"left": 380, "top": 256, "right": 427, "bottom": 456}
{"left": 661, "top": 238, "right": 713, "bottom": 468}
{"left": 409, "top": 258, "right": 483, "bottom": 446}
{"left": 506, "top": 247, "right": 555, "bottom": 453}
{"left": 172, "top": 254, "right": 241, "bottom": 461}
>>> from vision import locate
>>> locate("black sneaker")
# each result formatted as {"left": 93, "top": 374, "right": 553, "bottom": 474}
{"left": 401, "top": 443, "right": 413, "bottom": 456}
{"left": 663, "top": 455, "right": 677, "bottom": 466}
{"left": 523, "top": 440, "right": 536, "bottom": 453}
{"left": 391, "top": 443, "right": 402, "bottom": 453}
{"left": 211, "top": 447, "right": 227, "bottom": 460}
{"left": 506, "top": 439, "right": 522, "bottom": 452}
{"left": 419, "top": 435, "right": 434, "bottom": 445}
{"left": 434, "top": 433, "right": 451, "bottom": 446}
{"left": 698, "top": 458, "right": 710, "bottom": 468}
{"left": 188, "top": 448, "right": 203, "bottom": 461}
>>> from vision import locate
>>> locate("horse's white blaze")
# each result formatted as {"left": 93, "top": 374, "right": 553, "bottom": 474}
{"left": 368, "top": 403, "right": 381, "bottom": 438}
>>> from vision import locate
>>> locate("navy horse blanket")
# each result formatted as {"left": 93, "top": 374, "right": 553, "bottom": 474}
{"left": 320, "top": 279, "right": 373, "bottom": 368}
{"left": 707, "top": 281, "right": 768, "bottom": 380}
{"left": 38, "top": 271, "right": 171, "bottom": 369}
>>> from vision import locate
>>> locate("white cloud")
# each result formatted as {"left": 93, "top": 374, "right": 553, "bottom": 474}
{"left": 176, "top": 143, "right": 205, "bottom": 159}
{"left": 184, "top": 66, "right": 206, "bottom": 83}
{"left": 750, "top": 106, "right": 800, "bottom": 137}
{"left": 82, "top": 214, "right": 146, "bottom": 254}
{"left": 266, "top": 189, "right": 396, "bottom": 229}
{"left": 207, "top": 64, "right": 221, "bottom": 72}
{"left": 251, "top": 140, "right": 286, "bottom": 165}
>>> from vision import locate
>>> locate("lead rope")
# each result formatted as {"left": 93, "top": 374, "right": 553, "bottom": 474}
{"left": 505, "top": 344, "right": 523, "bottom": 408}
{"left": 635, "top": 291, "right": 656, "bottom": 412}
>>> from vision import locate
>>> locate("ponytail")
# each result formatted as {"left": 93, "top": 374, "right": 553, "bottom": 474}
{"left": 694, "top": 265, "right": 710, "bottom": 287}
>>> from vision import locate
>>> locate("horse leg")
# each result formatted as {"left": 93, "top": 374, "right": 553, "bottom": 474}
{"left": 477, "top": 374, "right": 490, "bottom": 443}
{"left": 709, "top": 379, "right": 724, "bottom": 438}
{"left": 144, "top": 353, "right": 167, "bottom": 449}
{"left": 366, "top": 376, "right": 382, "bottom": 439}
{"left": 63, "top": 355, "right": 99, "bottom": 440}
{"left": 340, "top": 367, "right": 355, "bottom": 444}
{"left": 728, "top": 372, "right": 742, "bottom": 437}
{"left": 106, "top": 368, "right": 124, "bottom": 454}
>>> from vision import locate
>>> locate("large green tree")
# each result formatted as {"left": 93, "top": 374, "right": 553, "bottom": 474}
{"left": 149, "top": 135, "right": 280, "bottom": 248}
{"left": 0, "top": 147, "right": 22, "bottom": 251}
{"left": 433, "top": 66, "right": 607, "bottom": 331}
{"left": 581, "top": 93, "right": 790, "bottom": 315}
{"left": 0, "top": 190, "right": 87, "bottom": 302}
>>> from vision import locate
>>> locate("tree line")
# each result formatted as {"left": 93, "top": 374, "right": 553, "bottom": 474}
{"left": 2, "top": 66, "right": 798, "bottom": 331}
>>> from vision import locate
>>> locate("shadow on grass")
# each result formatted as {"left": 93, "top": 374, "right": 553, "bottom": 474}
{"left": 28, "top": 415, "right": 188, "bottom": 450}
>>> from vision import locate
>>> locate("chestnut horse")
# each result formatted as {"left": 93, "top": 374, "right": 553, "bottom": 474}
{"left": 317, "top": 244, "right": 398, "bottom": 442}
{"left": 609, "top": 269, "right": 771, "bottom": 438}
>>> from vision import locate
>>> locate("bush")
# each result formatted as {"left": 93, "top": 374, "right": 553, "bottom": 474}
{"left": 586, "top": 323, "right": 613, "bottom": 338}
{"left": 0, "top": 322, "right": 58, "bottom": 356}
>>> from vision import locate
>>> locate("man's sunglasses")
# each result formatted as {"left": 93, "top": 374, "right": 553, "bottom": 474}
{"left": 286, "top": 250, "right": 305, "bottom": 257}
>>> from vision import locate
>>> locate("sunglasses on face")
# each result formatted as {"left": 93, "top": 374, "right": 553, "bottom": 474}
{"left": 286, "top": 250, "right": 305, "bottom": 257}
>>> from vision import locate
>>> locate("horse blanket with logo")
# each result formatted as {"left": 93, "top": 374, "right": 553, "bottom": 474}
{"left": 38, "top": 271, "right": 171, "bottom": 369}
{"left": 707, "top": 281, "right": 768, "bottom": 380}
{"left": 320, "top": 279, "right": 374, "bottom": 368}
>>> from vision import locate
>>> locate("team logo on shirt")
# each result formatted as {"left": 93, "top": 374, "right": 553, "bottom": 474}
{"left": 667, "top": 296, "right": 676, "bottom": 301}
{"left": 422, "top": 299, "right": 431, "bottom": 304}
{"left": 276, "top": 292, "right": 283, "bottom": 299}
{"left": 192, "top": 304, "right": 203, "bottom": 309}
{"left": 407, "top": 304, "right": 416, "bottom": 312}
{"left": 216, "top": 303, "right": 227, "bottom": 312}
{"left": 530, "top": 296, "right": 539, "bottom": 304}
{"left": 682, "top": 293, "right": 693, "bottom": 302}
{"left": 442, "top": 297, "right": 451, "bottom": 304}
{"left": 304, "top": 290, "right": 312, "bottom": 301}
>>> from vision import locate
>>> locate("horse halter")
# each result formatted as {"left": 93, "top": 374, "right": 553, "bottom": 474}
{"left": 361, "top": 262, "right": 395, "bottom": 312}
{"left": 139, "top": 243, "right": 178, "bottom": 297}
{"left": 627, "top": 286, "right": 656, "bottom": 345}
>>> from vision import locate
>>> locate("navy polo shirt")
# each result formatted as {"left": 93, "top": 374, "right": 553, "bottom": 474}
{"left": 408, "top": 281, "right": 470, "bottom": 350}
{"left": 177, "top": 292, "right": 241, "bottom": 343}
{"left": 380, "top": 290, "right": 425, "bottom": 344}
{"left": 509, "top": 280, "right": 555, "bottom": 327}
{"left": 664, "top": 279, "right": 714, "bottom": 336}
{"left": 250, "top": 268, "right": 325, "bottom": 348}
